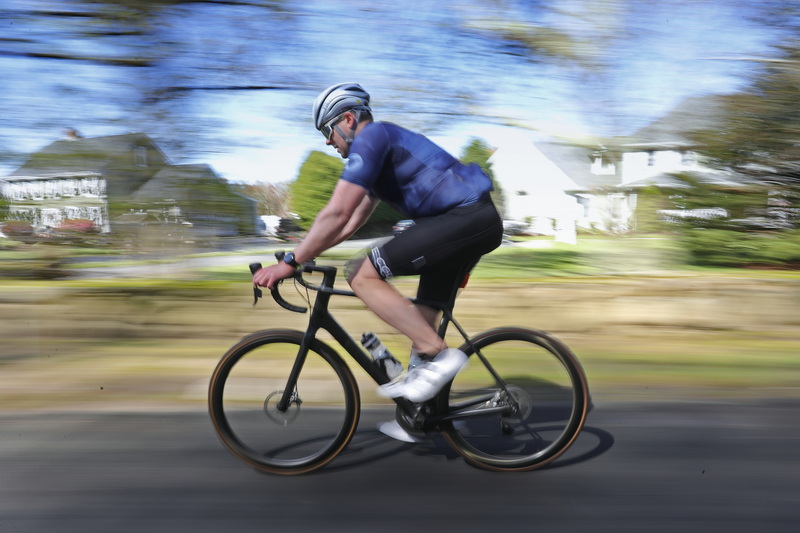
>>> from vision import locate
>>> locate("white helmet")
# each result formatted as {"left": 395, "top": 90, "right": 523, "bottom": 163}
{"left": 312, "top": 82, "right": 371, "bottom": 132}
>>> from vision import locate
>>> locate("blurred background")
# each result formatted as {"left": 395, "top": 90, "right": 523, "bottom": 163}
{"left": 2, "top": 1, "right": 800, "bottom": 530}
{"left": 2, "top": 0, "right": 799, "bottom": 406}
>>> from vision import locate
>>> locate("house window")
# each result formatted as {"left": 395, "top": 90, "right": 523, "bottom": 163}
{"left": 647, "top": 151, "right": 656, "bottom": 167}
{"left": 591, "top": 156, "right": 616, "bottom": 176}
{"left": 610, "top": 194, "right": 625, "bottom": 219}
{"left": 577, "top": 196, "right": 590, "bottom": 218}
{"left": 134, "top": 146, "right": 148, "bottom": 167}
{"left": 628, "top": 193, "right": 638, "bottom": 211}
{"left": 11, "top": 185, "right": 26, "bottom": 201}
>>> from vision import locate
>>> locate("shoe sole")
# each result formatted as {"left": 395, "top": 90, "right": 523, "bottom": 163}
{"left": 377, "top": 421, "right": 423, "bottom": 443}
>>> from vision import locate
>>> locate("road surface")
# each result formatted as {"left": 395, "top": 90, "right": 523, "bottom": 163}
{"left": 1, "top": 399, "right": 798, "bottom": 532}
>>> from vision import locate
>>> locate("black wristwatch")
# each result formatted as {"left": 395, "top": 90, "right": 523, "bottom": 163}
{"left": 282, "top": 251, "right": 300, "bottom": 268}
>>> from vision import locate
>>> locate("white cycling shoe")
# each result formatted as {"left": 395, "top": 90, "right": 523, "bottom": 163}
{"left": 377, "top": 420, "right": 423, "bottom": 443}
{"left": 378, "top": 348, "right": 468, "bottom": 403}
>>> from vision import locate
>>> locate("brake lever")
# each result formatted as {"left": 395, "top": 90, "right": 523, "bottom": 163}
{"left": 249, "top": 262, "right": 263, "bottom": 306}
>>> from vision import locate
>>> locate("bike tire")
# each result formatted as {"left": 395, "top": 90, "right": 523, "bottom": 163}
{"left": 437, "top": 327, "right": 589, "bottom": 472}
{"left": 209, "top": 329, "right": 360, "bottom": 475}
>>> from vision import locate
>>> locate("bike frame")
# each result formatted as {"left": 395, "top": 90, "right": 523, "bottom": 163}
{"left": 262, "top": 262, "right": 516, "bottom": 429}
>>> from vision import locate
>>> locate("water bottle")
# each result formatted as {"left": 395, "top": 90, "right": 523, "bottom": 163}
{"left": 361, "top": 332, "right": 404, "bottom": 379}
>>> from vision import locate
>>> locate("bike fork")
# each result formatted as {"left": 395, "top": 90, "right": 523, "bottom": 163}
{"left": 276, "top": 329, "right": 317, "bottom": 412}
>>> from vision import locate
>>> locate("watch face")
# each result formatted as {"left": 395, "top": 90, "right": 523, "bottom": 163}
{"left": 284, "top": 252, "right": 297, "bottom": 266}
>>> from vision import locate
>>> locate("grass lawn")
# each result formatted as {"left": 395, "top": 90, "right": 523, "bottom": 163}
{"left": 1, "top": 235, "right": 799, "bottom": 411}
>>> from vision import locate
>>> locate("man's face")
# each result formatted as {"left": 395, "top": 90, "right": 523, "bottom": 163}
{"left": 324, "top": 113, "right": 353, "bottom": 158}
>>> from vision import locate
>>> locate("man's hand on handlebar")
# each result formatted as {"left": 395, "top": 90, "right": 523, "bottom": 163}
{"left": 252, "top": 260, "right": 297, "bottom": 290}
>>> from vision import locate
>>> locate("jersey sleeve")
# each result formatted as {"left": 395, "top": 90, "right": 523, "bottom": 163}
{"left": 340, "top": 123, "right": 390, "bottom": 191}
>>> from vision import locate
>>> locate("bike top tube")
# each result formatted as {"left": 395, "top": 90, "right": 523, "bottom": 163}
{"left": 251, "top": 256, "right": 450, "bottom": 316}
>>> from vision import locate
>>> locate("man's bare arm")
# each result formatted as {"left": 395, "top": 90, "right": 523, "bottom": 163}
{"left": 292, "top": 180, "right": 373, "bottom": 263}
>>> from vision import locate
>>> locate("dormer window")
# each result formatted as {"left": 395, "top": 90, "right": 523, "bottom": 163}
{"left": 134, "top": 146, "right": 148, "bottom": 167}
{"left": 591, "top": 155, "right": 616, "bottom": 176}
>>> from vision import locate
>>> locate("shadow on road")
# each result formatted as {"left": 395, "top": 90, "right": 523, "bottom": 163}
{"left": 312, "top": 421, "right": 614, "bottom": 474}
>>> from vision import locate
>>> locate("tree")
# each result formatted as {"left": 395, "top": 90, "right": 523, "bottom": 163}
{"left": 289, "top": 151, "right": 343, "bottom": 230}
{"left": 289, "top": 151, "right": 403, "bottom": 237}
{"left": 690, "top": 60, "right": 800, "bottom": 188}
{"left": 0, "top": 194, "right": 9, "bottom": 224}
{"left": 240, "top": 182, "right": 290, "bottom": 217}
{"left": 680, "top": 6, "right": 800, "bottom": 235}
{"left": 460, "top": 138, "right": 505, "bottom": 217}
{"left": 688, "top": 3, "right": 800, "bottom": 190}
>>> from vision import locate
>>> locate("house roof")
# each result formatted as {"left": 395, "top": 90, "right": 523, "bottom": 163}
{"left": 534, "top": 142, "right": 620, "bottom": 190}
{"left": 619, "top": 95, "right": 729, "bottom": 149}
{"left": 130, "top": 164, "right": 257, "bottom": 207}
{"left": 8, "top": 133, "right": 167, "bottom": 178}
{"left": 489, "top": 140, "right": 582, "bottom": 194}
{"left": 129, "top": 164, "right": 215, "bottom": 202}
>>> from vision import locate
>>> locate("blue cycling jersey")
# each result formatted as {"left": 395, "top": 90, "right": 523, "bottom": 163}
{"left": 340, "top": 122, "right": 493, "bottom": 218}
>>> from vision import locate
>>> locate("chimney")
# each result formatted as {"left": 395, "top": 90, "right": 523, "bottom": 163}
{"left": 63, "top": 128, "right": 83, "bottom": 141}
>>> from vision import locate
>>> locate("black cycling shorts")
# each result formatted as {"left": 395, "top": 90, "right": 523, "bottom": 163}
{"left": 366, "top": 197, "right": 503, "bottom": 306}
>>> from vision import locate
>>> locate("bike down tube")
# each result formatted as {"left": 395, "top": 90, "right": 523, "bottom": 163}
{"left": 317, "top": 306, "right": 420, "bottom": 416}
{"left": 272, "top": 268, "right": 411, "bottom": 414}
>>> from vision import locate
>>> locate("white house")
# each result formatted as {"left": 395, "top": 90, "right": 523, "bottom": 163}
{"left": 489, "top": 137, "right": 583, "bottom": 243}
{"left": 1, "top": 132, "right": 260, "bottom": 237}
{"left": 1, "top": 172, "right": 110, "bottom": 231}
{"left": 487, "top": 96, "right": 739, "bottom": 238}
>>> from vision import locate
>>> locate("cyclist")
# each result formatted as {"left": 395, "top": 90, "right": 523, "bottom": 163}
{"left": 253, "top": 82, "right": 503, "bottom": 410}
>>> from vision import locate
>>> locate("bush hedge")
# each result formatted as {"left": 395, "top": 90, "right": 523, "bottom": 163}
{"left": 681, "top": 229, "right": 800, "bottom": 267}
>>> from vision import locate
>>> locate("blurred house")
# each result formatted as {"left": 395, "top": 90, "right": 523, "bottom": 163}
{"left": 0, "top": 132, "right": 259, "bottom": 238}
{"left": 489, "top": 96, "right": 742, "bottom": 239}
{"left": 489, "top": 135, "right": 583, "bottom": 243}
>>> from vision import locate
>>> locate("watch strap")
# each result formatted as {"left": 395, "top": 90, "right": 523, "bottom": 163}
{"left": 283, "top": 251, "right": 300, "bottom": 268}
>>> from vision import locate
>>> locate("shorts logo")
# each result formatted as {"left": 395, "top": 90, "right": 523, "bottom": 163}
{"left": 370, "top": 248, "right": 394, "bottom": 279}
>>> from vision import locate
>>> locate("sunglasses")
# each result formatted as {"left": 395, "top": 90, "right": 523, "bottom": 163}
{"left": 320, "top": 114, "right": 345, "bottom": 141}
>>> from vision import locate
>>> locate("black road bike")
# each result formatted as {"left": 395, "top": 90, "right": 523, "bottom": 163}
{"left": 209, "top": 257, "right": 589, "bottom": 475}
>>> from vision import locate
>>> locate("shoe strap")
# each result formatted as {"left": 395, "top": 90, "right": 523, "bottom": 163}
{"left": 407, "top": 364, "right": 448, "bottom": 386}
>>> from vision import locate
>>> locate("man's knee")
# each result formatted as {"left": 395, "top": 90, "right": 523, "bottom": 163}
{"left": 346, "top": 256, "right": 380, "bottom": 287}
{"left": 345, "top": 256, "right": 364, "bottom": 286}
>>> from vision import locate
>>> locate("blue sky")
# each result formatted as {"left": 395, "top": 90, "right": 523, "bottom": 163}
{"left": 194, "top": 0, "right": 775, "bottom": 184}
{"left": 0, "top": 0, "right": 778, "bottom": 184}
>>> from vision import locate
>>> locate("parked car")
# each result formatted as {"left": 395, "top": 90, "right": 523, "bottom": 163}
{"left": 392, "top": 219, "right": 415, "bottom": 236}
{"left": 502, "top": 219, "right": 528, "bottom": 236}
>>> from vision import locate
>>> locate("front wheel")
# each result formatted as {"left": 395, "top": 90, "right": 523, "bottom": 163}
{"left": 437, "top": 327, "right": 589, "bottom": 471}
{"left": 208, "top": 329, "right": 360, "bottom": 475}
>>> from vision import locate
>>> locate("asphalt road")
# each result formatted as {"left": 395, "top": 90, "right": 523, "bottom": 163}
{"left": 2, "top": 399, "right": 798, "bottom": 532}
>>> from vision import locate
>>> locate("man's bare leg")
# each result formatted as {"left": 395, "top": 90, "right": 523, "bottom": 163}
{"left": 348, "top": 259, "right": 446, "bottom": 356}
{"left": 416, "top": 304, "right": 441, "bottom": 332}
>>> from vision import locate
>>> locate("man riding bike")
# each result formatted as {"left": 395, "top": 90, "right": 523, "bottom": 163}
{"left": 253, "top": 83, "right": 503, "bottom": 420}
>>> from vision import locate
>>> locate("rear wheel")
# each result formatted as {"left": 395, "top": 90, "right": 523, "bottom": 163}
{"left": 437, "top": 327, "right": 589, "bottom": 471}
{"left": 209, "top": 329, "right": 360, "bottom": 475}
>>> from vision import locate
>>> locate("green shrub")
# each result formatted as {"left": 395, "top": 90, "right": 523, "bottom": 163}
{"left": 681, "top": 229, "right": 800, "bottom": 267}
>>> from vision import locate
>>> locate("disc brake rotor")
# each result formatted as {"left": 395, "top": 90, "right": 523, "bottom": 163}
{"left": 264, "top": 390, "right": 300, "bottom": 425}
{"left": 501, "top": 385, "right": 533, "bottom": 421}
